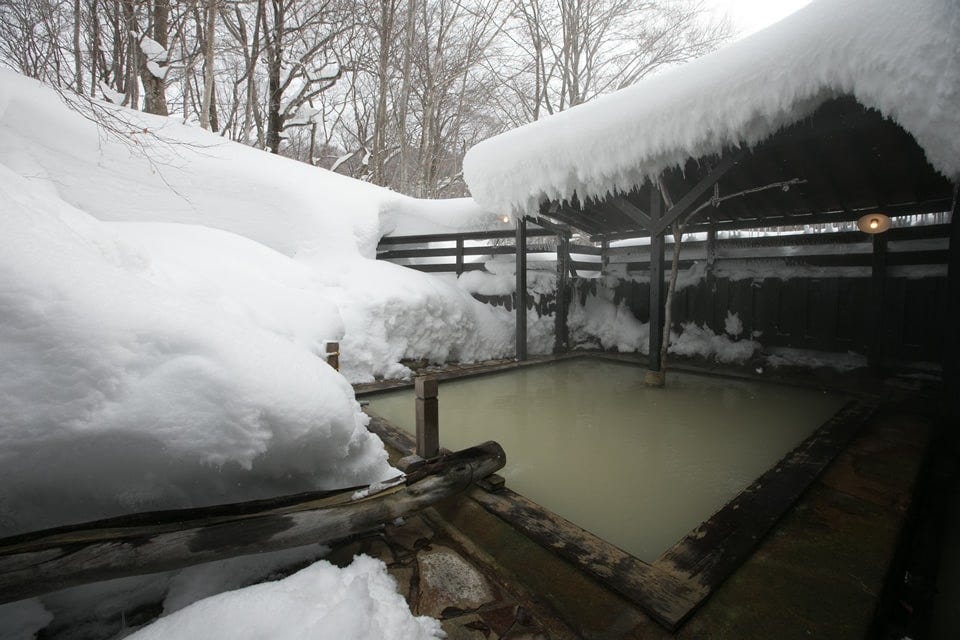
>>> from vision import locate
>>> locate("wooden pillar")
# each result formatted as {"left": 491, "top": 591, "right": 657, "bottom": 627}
{"left": 455, "top": 238, "right": 465, "bottom": 275}
{"left": 647, "top": 186, "right": 665, "bottom": 374}
{"left": 415, "top": 376, "right": 439, "bottom": 459}
{"left": 325, "top": 341, "right": 339, "bottom": 371}
{"left": 946, "top": 184, "right": 960, "bottom": 418}
{"left": 515, "top": 217, "right": 528, "bottom": 360}
{"left": 554, "top": 234, "right": 570, "bottom": 353}
{"left": 601, "top": 239, "right": 610, "bottom": 276}
{"left": 869, "top": 233, "right": 887, "bottom": 374}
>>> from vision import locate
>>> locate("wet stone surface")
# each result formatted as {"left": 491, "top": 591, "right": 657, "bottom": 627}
{"left": 328, "top": 514, "right": 556, "bottom": 639}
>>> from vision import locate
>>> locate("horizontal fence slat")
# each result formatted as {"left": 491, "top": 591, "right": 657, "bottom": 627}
{"left": 379, "top": 229, "right": 553, "bottom": 245}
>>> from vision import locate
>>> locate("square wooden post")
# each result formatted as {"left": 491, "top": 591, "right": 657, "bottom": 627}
{"left": 415, "top": 376, "right": 439, "bottom": 459}
{"left": 554, "top": 234, "right": 570, "bottom": 353}
{"left": 455, "top": 238, "right": 465, "bottom": 275}
{"left": 325, "top": 341, "right": 339, "bottom": 371}
{"left": 868, "top": 233, "right": 887, "bottom": 374}
{"left": 647, "top": 186, "right": 665, "bottom": 375}
{"left": 515, "top": 217, "right": 528, "bottom": 361}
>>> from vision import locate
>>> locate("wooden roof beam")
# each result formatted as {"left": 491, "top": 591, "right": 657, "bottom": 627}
{"left": 652, "top": 148, "right": 746, "bottom": 235}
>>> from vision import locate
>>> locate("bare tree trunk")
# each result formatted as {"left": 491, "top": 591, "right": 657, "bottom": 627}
{"left": 371, "top": 0, "right": 396, "bottom": 186}
{"left": 140, "top": 0, "right": 168, "bottom": 115}
{"left": 121, "top": 0, "right": 140, "bottom": 108}
{"left": 199, "top": 0, "right": 216, "bottom": 129}
{"left": 263, "top": 0, "right": 284, "bottom": 153}
{"left": 396, "top": 0, "right": 417, "bottom": 192}
{"left": 74, "top": 0, "right": 84, "bottom": 93}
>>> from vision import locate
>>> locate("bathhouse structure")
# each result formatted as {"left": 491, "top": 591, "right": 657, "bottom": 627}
{"left": 460, "top": 0, "right": 959, "bottom": 412}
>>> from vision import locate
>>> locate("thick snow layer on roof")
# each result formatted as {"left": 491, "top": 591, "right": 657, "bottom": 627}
{"left": 463, "top": 0, "right": 960, "bottom": 214}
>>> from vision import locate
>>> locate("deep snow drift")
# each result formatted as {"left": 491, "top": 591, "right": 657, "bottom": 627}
{"left": 464, "top": 0, "right": 960, "bottom": 214}
{"left": 0, "top": 69, "right": 521, "bottom": 535}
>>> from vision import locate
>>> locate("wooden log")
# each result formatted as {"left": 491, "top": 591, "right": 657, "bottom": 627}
{"left": 0, "top": 442, "right": 506, "bottom": 604}
{"left": 415, "top": 376, "right": 440, "bottom": 459}
{"left": 325, "top": 341, "right": 339, "bottom": 371}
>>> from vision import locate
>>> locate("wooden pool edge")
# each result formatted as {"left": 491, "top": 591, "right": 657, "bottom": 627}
{"left": 363, "top": 396, "right": 877, "bottom": 631}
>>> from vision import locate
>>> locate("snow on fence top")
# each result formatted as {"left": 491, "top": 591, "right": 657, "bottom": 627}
{"left": 463, "top": 0, "right": 960, "bottom": 215}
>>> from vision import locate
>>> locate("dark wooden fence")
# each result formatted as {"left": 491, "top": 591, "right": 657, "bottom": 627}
{"left": 376, "top": 228, "right": 603, "bottom": 276}
{"left": 377, "top": 222, "right": 950, "bottom": 367}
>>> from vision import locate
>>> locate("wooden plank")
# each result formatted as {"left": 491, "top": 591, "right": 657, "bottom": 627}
{"left": 455, "top": 239, "right": 464, "bottom": 275}
{"left": 515, "top": 217, "right": 528, "bottom": 361}
{"left": 655, "top": 401, "right": 875, "bottom": 594}
{"left": 567, "top": 243, "right": 603, "bottom": 256}
{"left": 0, "top": 442, "right": 507, "bottom": 604}
{"left": 470, "top": 488, "right": 706, "bottom": 630}
{"left": 378, "top": 229, "right": 553, "bottom": 245}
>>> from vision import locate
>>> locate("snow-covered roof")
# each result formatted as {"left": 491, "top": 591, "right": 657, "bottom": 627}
{"left": 463, "top": 0, "right": 960, "bottom": 215}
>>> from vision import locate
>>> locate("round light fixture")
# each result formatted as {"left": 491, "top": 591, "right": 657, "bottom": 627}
{"left": 500, "top": 215, "right": 511, "bottom": 224}
{"left": 857, "top": 213, "right": 891, "bottom": 234}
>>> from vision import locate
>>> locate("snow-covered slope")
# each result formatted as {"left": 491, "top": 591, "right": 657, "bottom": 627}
{"left": 0, "top": 69, "right": 515, "bottom": 535}
{"left": 463, "top": 0, "right": 960, "bottom": 214}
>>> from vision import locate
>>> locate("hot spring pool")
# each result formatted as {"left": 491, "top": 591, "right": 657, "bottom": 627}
{"left": 365, "top": 359, "right": 847, "bottom": 562}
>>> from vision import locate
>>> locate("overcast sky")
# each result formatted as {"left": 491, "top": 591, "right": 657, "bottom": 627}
{"left": 709, "top": 0, "right": 814, "bottom": 38}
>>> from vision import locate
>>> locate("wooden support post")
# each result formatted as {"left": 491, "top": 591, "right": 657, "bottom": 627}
{"left": 554, "top": 234, "right": 570, "bottom": 353}
{"left": 646, "top": 186, "right": 665, "bottom": 382}
{"left": 515, "top": 217, "right": 528, "bottom": 361}
{"left": 601, "top": 239, "right": 610, "bottom": 275}
{"left": 869, "top": 233, "right": 887, "bottom": 374}
{"left": 946, "top": 184, "right": 960, "bottom": 418}
{"left": 455, "top": 238, "right": 465, "bottom": 275}
{"left": 415, "top": 376, "right": 439, "bottom": 459}
{"left": 325, "top": 341, "right": 340, "bottom": 371}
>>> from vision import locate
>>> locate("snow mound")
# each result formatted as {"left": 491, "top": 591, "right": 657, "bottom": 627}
{"left": 464, "top": 0, "right": 960, "bottom": 213}
{"left": 127, "top": 556, "right": 443, "bottom": 640}
{"left": 0, "top": 165, "right": 392, "bottom": 535}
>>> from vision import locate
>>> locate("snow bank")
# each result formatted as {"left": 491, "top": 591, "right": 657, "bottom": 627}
{"left": 0, "top": 166, "right": 393, "bottom": 534}
{"left": 568, "top": 288, "right": 650, "bottom": 353}
{"left": 669, "top": 323, "right": 759, "bottom": 364}
{"left": 380, "top": 196, "right": 504, "bottom": 236}
{"left": 127, "top": 556, "right": 442, "bottom": 640}
{"left": 464, "top": 0, "right": 960, "bottom": 214}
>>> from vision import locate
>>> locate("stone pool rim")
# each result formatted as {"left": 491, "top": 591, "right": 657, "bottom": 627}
{"left": 356, "top": 353, "right": 878, "bottom": 630}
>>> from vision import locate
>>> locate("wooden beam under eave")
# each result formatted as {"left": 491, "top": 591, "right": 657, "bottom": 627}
{"left": 610, "top": 197, "right": 653, "bottom": 230}
{"left": 652, "top": 148, "right": 746, "bottom": 235}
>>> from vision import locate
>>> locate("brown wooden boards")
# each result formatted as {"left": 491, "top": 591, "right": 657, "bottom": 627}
{"left": 0, "top": 442, "right": 506, "bottom": 604}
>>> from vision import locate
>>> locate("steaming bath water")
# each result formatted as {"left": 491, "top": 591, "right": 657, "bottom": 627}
{"left": 366, "top": 359, "right": 846, "bottom": 562}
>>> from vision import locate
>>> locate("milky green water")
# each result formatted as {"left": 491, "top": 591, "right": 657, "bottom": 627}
{"left": 366, "top": 359, "right": 847, "bottom": 562}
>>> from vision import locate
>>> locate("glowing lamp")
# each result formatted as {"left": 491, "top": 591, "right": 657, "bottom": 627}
{"left": 857, "top": 213, "right": 890, "bottom": 234}
{"left": 500, "top": 215, "right": 511, "bottom": 224}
